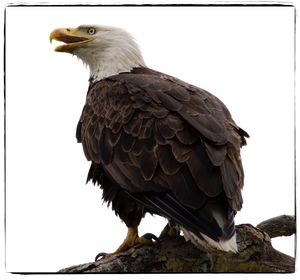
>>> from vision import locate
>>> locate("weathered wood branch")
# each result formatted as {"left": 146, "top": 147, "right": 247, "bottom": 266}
{"left": 59, "top": 215, "right": 295, "bottom": 273}
{"left": 256, "top": 215, "right": 296, "bottom": 238}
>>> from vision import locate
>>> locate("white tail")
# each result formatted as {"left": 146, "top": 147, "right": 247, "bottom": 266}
{"left": 181, "top": 227, "right": 238, "bottom": 253}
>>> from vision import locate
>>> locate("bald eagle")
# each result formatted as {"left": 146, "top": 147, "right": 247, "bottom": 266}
{"left": 50, "top": 25, "right": 248, "bottom": 258}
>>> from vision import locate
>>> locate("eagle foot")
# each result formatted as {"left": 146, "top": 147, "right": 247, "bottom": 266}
{"left": 159, "top": 223, "right": 179, "bottom": 239}
{"left": 94, "top": 227, "right": 159, "bottom": 261}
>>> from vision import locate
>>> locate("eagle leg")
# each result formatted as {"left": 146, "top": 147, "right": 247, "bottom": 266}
{"left": 95, "top": 226, "right": 158, "bottom": 261}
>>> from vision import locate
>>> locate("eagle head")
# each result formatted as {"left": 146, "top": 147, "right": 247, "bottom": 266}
{"left": 50, "top": 25, "right": 146, "bottom": 81}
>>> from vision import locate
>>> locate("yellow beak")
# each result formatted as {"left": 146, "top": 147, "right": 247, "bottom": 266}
{"left": 50, "top": 27, "right": 93, "bottom": 53}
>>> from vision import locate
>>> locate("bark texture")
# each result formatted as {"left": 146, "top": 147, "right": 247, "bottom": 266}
{"left": 59, "top": 215, "right": 295, "bottom": 273}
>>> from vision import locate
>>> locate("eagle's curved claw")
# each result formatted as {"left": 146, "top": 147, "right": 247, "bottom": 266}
{"left": 95, "top": 252, "right": 107, "bottom": 261}
{"left": 142, "top": 233, "right": 160, "bottom": 243}
{"left": 94, "top": 228, "right": 159, "bottom": 262}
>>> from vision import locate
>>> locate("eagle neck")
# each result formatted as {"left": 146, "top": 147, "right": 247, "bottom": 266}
{"left": 87, "top": 46, "right": 146, "bottom": 83}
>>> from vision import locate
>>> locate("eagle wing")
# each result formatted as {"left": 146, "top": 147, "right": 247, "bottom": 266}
{"left": 77, "top": 68, "right": 248, "bottom": 241}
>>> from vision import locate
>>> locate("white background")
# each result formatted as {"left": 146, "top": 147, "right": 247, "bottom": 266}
{"left": 4, "top": 5, "right": 295, "bottom": 273}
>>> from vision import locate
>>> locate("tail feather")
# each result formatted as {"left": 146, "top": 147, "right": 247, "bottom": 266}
{"left": 130, "top": 191, "right": 237, "bottom": 252}
{"left": 181, "top": 227, "right": 238, "bottom": 253}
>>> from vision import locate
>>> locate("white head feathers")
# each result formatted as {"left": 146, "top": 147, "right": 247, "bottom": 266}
{"left": 73, "top": 25, "right": 146, "bottom": 82}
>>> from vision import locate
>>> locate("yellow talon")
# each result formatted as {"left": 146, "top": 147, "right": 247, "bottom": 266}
{"left": 95, "top": 227, "right": 158, "bottom": 261}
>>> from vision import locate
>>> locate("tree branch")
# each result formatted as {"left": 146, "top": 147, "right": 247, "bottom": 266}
{"left": 59, "top": 215, "right": 295, "bottom": 273}
{"left": 256, "top": 215, "right": 296, "bottom": 238}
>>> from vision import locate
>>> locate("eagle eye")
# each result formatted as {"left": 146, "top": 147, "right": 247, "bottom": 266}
{"left": 87, "top": 27, "right": 96, "bottom": 35}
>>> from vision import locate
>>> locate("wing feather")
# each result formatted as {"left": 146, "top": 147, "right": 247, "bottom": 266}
{"left": 187, "top": 143, "right": 223, "bottom": 197}
{"left": 155, "top": 144, "right": 183, "bottom": 176}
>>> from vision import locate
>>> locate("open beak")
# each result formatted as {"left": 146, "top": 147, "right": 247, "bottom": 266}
{"left": 50, "top": 27, "right": 93, "bottom": 53}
